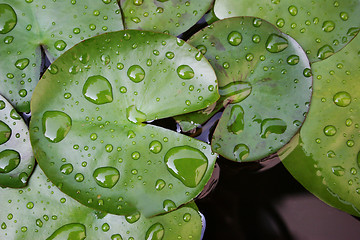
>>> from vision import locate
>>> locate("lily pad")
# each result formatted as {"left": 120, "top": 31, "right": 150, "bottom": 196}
{"left": 0, "top": 94, "right": 34, "bottom": 188}
{"left": 30, "top": 30, "right": 219, "bottom": 217}
{"left": 176, "top": 17, "right": 312, "bottom": 162}
{"left": 279, "top": 34, "right": 360, "bottom": 216}
{"left": 120, "top": 0, "right": 213, "bottom": 36}
{"left": 213, "top": 0, "right": 360, "bottom": 62}
{"left": 0, "top": 0, "right": 123, "bottom": 112}
{"left": 0, "top": 166, "right": 203, "bottom": 239}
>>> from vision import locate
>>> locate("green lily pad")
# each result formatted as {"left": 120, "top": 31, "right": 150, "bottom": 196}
{"left": 279, "top": 34, "right": 360, "bottom": 216}
{"left": 30, "top": 30, "right": 219, "bottom": 217}
{"left": 0, "top": 166, "right": 203, "bottom": 239}
{"left": 0, "top": 94, "right": 34, "bottom": 188}
{"left": 0, "top": 0, "right": 123, "bottom": 112}
{"left": 175, "top": 17, "right": 312, "bottom": 162}
{"left": 213, "top": 0, "right": 360, "bottom": 62}
{"left": 120, "top": 0, "right": 213, "bottom": 36}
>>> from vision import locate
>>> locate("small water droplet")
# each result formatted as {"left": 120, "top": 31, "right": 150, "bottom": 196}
{"left": 42, "top": 111, "right": 72, "bottom": 143}
{"left": 54, "top": 40, "right": 67, "bottom": 51}
{"left": 288, "top": 5, "right": 298, "bottom": 16}
{"left": 233, "top": 144, "right": 250, "bottom": 162}
{"left": 177, "top": 65, "right": 194, "bottom": 80}
{"left": 149, "top": 140, "right": 162, "bottom": 154}
{"left": 126, "top": 105, "right": 146, "bottom": 124}
{"left": 15, "top": 58, "right": 30, "bottom": 70}
{"left": 0, "top": 4, "right": 17, "bottom": 34}
{"left": 340, "top": 12, "right": 348, "bottom": 21}
{"left": 163, "top": 199, "right": 176, "bottom": 211}
{"left": 47, "top": 223, "right": 86, "bottom": 240}
{"left": 111, "top": 234, "right": 123, "bottom": 240}
{"left": 265, "top": 34, "right": 288, "bottom": 53}
{"left": 322, "top": 21, "right": 335, "bottom": 32}
{"left": 227, "top": 31, "right": 242, "bottom": 46}
{"left": 333, "top": 91, "right": 351, "bottom": 107}
{"left": 0, "top": 149, "right": 20, "bottom": 173}
{"left": 93, "top": 167, "right": 120, "bottom": 188}
{"left": 155, "top": 179, "right": 166, "bottom": 191}
{"left": 60, "top": 163, "right": 73, "bottom": 175}
{"left": 10, "top": 109, "right": 21, "bottom": 120}
{"left": 0, "top": 120, "right": 11, "bottom": 145}
{"left": 75, "top": 173, "right": 84, "bottom": 182}
{"left": 125, "top": 211, "right": 141, "bottom": 224}
{"left": 164, "top": 146, "right": 208, "bottom": 188}
{"left": 286, "top": 55, "right": 299, "bottom": 65}
{"left": 183, "top": 213, "right": 191, "bottom": 222}
{"left": 83, "top": 75, "right": 113, "bottom": 105}
{"left": 323, "top": 125, "right": 337, "bottom": 136}
{"left": 26, "top": 202, "right": 34, "bottom": 209}
{"left": 102, "top": 223, "right": 110, "bottom": 232}
{"left": 145, "top": 223, "right": 164, "bottom": 240}
{"left": 317, "top": 45, "right": 334, "bottom": 60}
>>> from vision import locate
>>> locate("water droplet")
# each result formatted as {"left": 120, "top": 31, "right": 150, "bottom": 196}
{"left": 340, "top": 12, "right": 348, "bottom": 21}
{"left": 218, "top": 81, "right": 252, "bottom": 104}
{"left": 252, "top": 34, "right": 261, "bottom": 43}
{"left": 42, "top": 111, "right": 72, "bottom": 143}
{"left": 75, "top": 173, "right": 84, "bottom": 182}
{"left": 36, "top": 219, "right": 43, "bottom": 227}
{"left": 177, "top": 65, "right": 194, "bottom": 80}
{"left": 83, "top": 75, "right": 113, "bottom": 105}
{"left": 322, "top": 21, "right": 335, "bottom": 32}
{"left": 0, "top": 4, "right": 17, "bottom": 34}
{"left": 0, "top": 120, "right": 11, "bottom": 145}
{"left": 0, "top": 149, "right": 20, "bottom": 173}
{"left": 10, "top": 109, "right": 21, "bottom": 120}
{"left": 227, "top": 105, "right": 244, "bottom": 135}
{"left": 105, "top": 144, "right": 113, "bottom": 152}
{"left": 166, "top": 51, "right": 175, "bottom": 59}
{"left": 303, "top": 68, "right": 312, "bottom": 77}
{"left": 145, "top": 223, "right": 164, "bottom": 240}
{"left": 126, "top": 105, "right": 146, "bottom": 124}
{"left": 317, "top": 45, "right": 334, "bottom": 60}
{"left": 93, "top": 167, "right": 120, "bottom": 188}
{"left": 227, "top": 31, "right": 242, "bottom": 46}
{"left": 233, "top": 144, "right": 250, "bottom": 162}
{"left": 90, "top": 133, "right": 97, "bottom": 141}
{"left": 260, "top": 118, "right": 287, "bottom": 138}
{"left": 276, "top": 18, "right": 285, "bottom": 28}
{"left": 323, "top": 125, "right": 337, "bottom": 136}
{"left": 0, "top": 100, "right": 5, "bottom": 110}
{"left": 60, "top": 163, "right": 73, "bottom": 175}
{"left": 333, "top": 91, "right": 351, "bottom": 107}
{"left": 163, "top": 199, "right": 176, "bottom": 211}
{"left": 26, "top": 202, "right": 34, "bottom": 209}
{"left": 183, "top": 213, "right": 191, "bottom": 222}
{"left": 347, "top": 27, "right": 360, "bottom": 36}
{"left": 164, "top": 146, "right": 208, "bottom": 188}
{"left": 286, "top": 55, "right": 299, "bottom": 65}
{"left": 125, "top": 211, "right": 141, "bottom": 223}
{"left": 288, "top": 5, "right": 298, "bottom": 16}
{"left": 1, "top": 223, "right": 6, "bottom": 230}
{"left": 54, "top": 40, "right": 67, "bottom": 51}
{"left": 253, "top": 18, "right": 262, "bottom": 27}
{"left": 127, "top": 65, "right": 145, "bottom": 83}
{"left": 15, "top": 58, "right": 30, "bottom": 70}
{"left": 331, "top": 166, "right": 345, "bottom": 176}
{"left": 155, "top": 179, "right": 166, "bottom": 191}
{"left": 111, "top": 234, "right": 123, "bottom": 240}
{"left": 265, "top": 34, "right": 288, "bottom": 53}
{"left": 47, "top": 223, "right": 86, "bottom": 240}
{"left": 100, "top": 54, "right": 110, "bottom": 65}
{"left": 149, "top": 140, "right": 162, "bottom": 154}
{"left": 102, "top": 223, "right": 110, "bottom": 232}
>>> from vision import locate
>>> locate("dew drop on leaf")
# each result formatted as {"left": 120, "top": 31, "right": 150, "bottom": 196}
{"left": 127, "top": 65, "right": 145, "bottom": 83}
{"left": 149, "top": 140, "right": 162, "bottom": 154}
{"left": 227, "top": 31, "right": 242, "bottom": 46}
{"left": 0, "top": 149, "right": 20, "bottom": 173}
{"left": 0, "top": 120, "right": 11, "bottom": 145}
{"left": 15, "top": 58, "right": 30, "bottom": 70}
{"left": 93, "top": 167, "right": 120, "bottom": 188}
{"left": 233, "top": 144, "right": 250, "bottom": 162}
{"left": 42, "top": 111, "right": 72, "bottom": 143}
{"left": 47, "top": 223, "right": 86, "bottom": 240}
{"left": 0, "top": 4, "right": 17, "bottom": 34}
{"left": 265, "top": 34, "right": 289, "bottom": 53}
{"left": 260, "top": 118, "right": 287, "bottom": 138}
{"left": 177, "top": 65, "right": 194, "bottom": 80}
{"left": 60, "top": 163, "right": 73, "bottom": 175}
{"left": 333, "top": 91, "right": 351, "bottom": 107}
{"left": 82, "top": 75, "right": 113, "bottom": 105}
{"left": 54, "top": 40, "right": 67, "bottom": 51}
{"left": 145, "top": 223, "right": 165, "bottom": 240}
{"left": 125, "top": 211, "right": 141, "bottom": 224}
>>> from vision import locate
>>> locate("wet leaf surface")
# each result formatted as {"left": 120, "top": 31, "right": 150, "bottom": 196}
{"left": 0, "top": 0, "right": 123, "bottom": 112}
{"left": 0, "top": 94, "right": 34, "bottom": 188}
{"left": 176, "top": 17, "right": 312, "bottom": 162}
{"left": 280, "top": 34, "right": 360, "bottom": 216}
{"left": 30, "top": 30, "right": 219, "bottom": 217}
{"left": 0, "top": 166, "right": 203, "bottom": 239}
{"left": 120, "top": 0, "right": 213, "bottom": 36}
{"left": 213, "top": 0, "right": 360, "bottom": 62}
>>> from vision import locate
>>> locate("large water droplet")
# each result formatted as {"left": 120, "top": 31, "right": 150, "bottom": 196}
{"left": 0, "top": 149, "right": 20, "bottom": 173}
{"left": 164, "top": 146, "right": 208, "bottom": 188}
{"left": 177, "top": 65, "right": 194, "bottom": 80}
{"left": 219, "top": 81, "right": 252, "bottom": 104}
{"left": 145, "top": 223, "right": 165, "bottom": 240}
{"left": 83, "top": 75, "right": 113, "bottom": 105}
{"left": 42, "top": 111, "right": 72, "bottom": 143}
{"left": 163, "top": 199, "right": 176, "bottom": 211}
{"left": 111, "top": 234, "right": 123, "bottom": 240}
{"left": 323, "top": 125, "right": 337, "bottom": 136}
{"left": 15, "top": 58, "right": 30, "bottom": 70}
{"left": 260, "top": 118, "right": 287, "bottom": 138}
{"left": 317, "top": 45, "right": 334, "bottom": 60}
{"left": 60, "top": 163, "right": 73, "bottom": 175}
{"left": 333, "top": 91, "right": 351, "bottom": 107}
{"left": 93, "top": 167, "right": 120, "bottom": 189}
{"left": 227, "top": 31, "right": 242, "bottom": 46}
{"left": 126, "top": 105, "right": 146, "bottom": 124}
{"left": 265, "top": 34, "right": 288, "bottom": 53}
{"left": 331, "top": 166, "right": 345, "bottom": 176}
{"left": 0, "top": 120, "right": 11, "bottom": 145}
{"left": 149, "top": 140, "right": 162, "bottom": 154}
{"left": 127, "top": 65, "right": 145, "bottom": 83}
{"left": 0, "top": 4, "right": 17, "bottom": 34}
{"left": 47, "top": 223, "right": 86, "bottom": 240}
{"left": 125, "top": 211, "right": 141, "bottom": 224}
{"left": 233, "top": 144, "right": 249, "bottom": 162}
{"left": 322, "top": 21, "right": 335, "bottom": 32}
{"left": 54, "top": 40, "right": 67, "bottom": 51}
{"left": 227, "top": 105, "right": 245, "bottom": 135}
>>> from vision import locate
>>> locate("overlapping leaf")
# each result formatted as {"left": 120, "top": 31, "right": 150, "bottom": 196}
{"left": 0, "top": 0, "right": 123, "bottom": 112}
{"left": 0, "top": 94, "right": 34, "bottom": 188}
{"left": 120, "top": 0, "right": 213, "bottom": 36}
{"left": 0, "top": 166, "right": 203, "bottom": 239}
{"left": 176, "top": 17, "right": 312, "bottom": 162}
{"left": 213, "top": 0, "right": 360, "bottom": 62}
{"left": 30, "top": 30, "right": 219, "bottom": 217}
{"left": 280, "top": 34, "right": 360, "bottom": 216}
